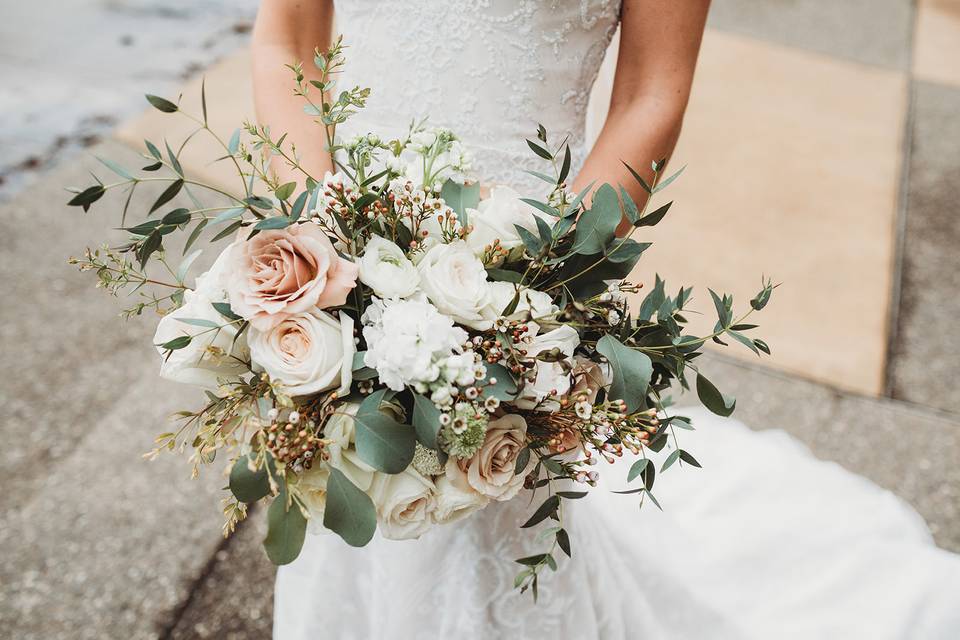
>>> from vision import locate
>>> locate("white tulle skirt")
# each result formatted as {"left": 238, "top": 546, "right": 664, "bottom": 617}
{"left": 274, "top": 407, "right": 960, "bottom": 639}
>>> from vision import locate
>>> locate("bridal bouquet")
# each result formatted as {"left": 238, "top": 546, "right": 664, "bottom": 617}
{"left": 69, "top": 40, "right": 773, "bottom": 597}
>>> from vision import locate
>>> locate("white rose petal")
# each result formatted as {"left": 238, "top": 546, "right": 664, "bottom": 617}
{"left": 358, "top": 235, "right": 420, "bottom": 299}
{"left": 248, "top": 309, "right": 354, "bottom": 397}
{"left": 153, "top": 290, "right": 249, "bottom": 389}
{"left": 514, "top": 325, "right": 580, "bottom": 411}
{"left": 369, "top": 467, "right": 437, "bottom": 540}
{"left": 416, "top": 241, "right": 493, "bottom": 330}
{"left": 465, "top": 186, "right": 549, "bottom": 258}
{"left": 433, "top": 471, "right": 489, "bottom": 525}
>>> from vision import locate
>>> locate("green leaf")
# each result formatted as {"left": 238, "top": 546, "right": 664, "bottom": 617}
{"left": 353, "top": 390, "right": 416, "bottom": 473}
{"left": 521, "top": 495, "right": 560, "bottom": 528}
{"left": 149, "top": 179, "right": 184, "bottom": 214}
{"left": 622, "top": 161, "right": 652, "bottom": 194}
{"left": 679, "top": 450, "right": 702, "bottom": 468}
{"left": 275, "top": 181, "right": 297, "bottom": 201}
{"left": 229, "top": 454, "right": 273, "bottom": 503}
{"left": 486, "top": 268, "right": 524, "bottom": 283}
{"left": 534, "top": 215, "right": 553, "bottom": 246}
{"left": 138, "top": 230, "right": 162, "bottom": 268}
{"left": 661, "top": 449, "right": 681, "bottom": 472}
{"left": 627, "top": 458, "right": 649, "bottom": 483}
{"left": 751, "top": 280, "right": 774, "bottom": 310}
{"left": 411, "top": 393, "right": 442, "bottom": 450}
{"left": 96, "top": 156, "right": 134, "bottom": 180}
{"left": 183, "top": 219, "right": 208, "bottom": 254}
{"left": 176, "top": 317, "right": 221, "bottom": 329}
{"left": 696, "top": 373, "right": 736, "bottom": 417}
{"left": 263, "top": 489, "right": 307, "bottom": 565}
{"left": 254, "top": 216, "right": 294, "bottom": 231}
{"left": 176, "top": 248, "right": 203, "bottom": 282}
{"left": 619, "top": 186, "right": 640, "bottom": 224}
{"left": 514, "top": 224, "right": 543, "bottom": 255}
{"left": 210, "top": 207, "right": 247, "bottom": 225}
{"left": 556, "top": 491, "right": 587, "bottom": 499}
{"left": 526, "top": 139, "right": 553, "bottom": 160}
{"left": 596, "top": 335, "right": 653, "bottom": 413}
{"left": 727, "top": 329, "right": 760, "bottom": 355}
{"left": 212, "top": 302, "right": 242, "bottom": 321}
{"left": 558, "top": 145, "right": 572, "bottom": 183}
{"left": 323, "top": 467, "right": 377, "bottom": 547}
{"left": 124, "top": 219, "right": 162, "bottom": 236}
{"left": 571, "top": 183, "right": 620, "bottom": 254}
{"left": 211, "top": 220, "right": 242, "bottom": 242}
{"left": 164, "top": 141, "right": 184, "bottom": 176}
{"left": 482, "top": 362, "right": 519, "bottom": 401}
{"left": 754, "top": 338, "right": 771, "bottom": 355}
{"left": 227, "top": 128, "right": 241, "bottom": 154}
{"left": 67, "top": 185, "right": 105, "bottom": 210}
{"left": 635, "top": 201, "right": 672, "bottom": 227}
{"left": 519, "top": 198, "right": 560, "bottom": 218}
{"left": 290, "top": 191, "right": 309, "bottom": 221}
{"left": 605, "top": 238, "right": 651, "bottom": 263}
{"left": 161, "top": 208, "right": 191, "bottom": 225}
{"left": 145, "top": 139, "right": 162, "bottom": 160}
{"left": 514, "top": 447, "right": 531, "bottom": 475}
{"left": 159, "top": 335, "right": 191, "bottom": 350}
{"left": 556, "top": 528, "right": 571, "bottom": 558}
{"left": 708, "top": 289, "right": 732, "bottom": 326}
{"left": 653, "top": 165, "right": 686, "bottom": 193}
{"left": 440, "top": 179, "right": 480, "bottom": 227}
{"left": 145, "top": 94, "right": 178, "bottom": 113}
{"left": 639, "top": 276, "right": 666, "bottom": 322}
{"left": 200, "top": 77, "right": 208, "bottom": 123}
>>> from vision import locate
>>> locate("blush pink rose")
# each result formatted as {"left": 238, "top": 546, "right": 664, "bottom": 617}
{"left": 448, "top": 414, "right": 532, "bottom": 501}
{"left": 226, "top": 223, "right": 358, "bottom": 330}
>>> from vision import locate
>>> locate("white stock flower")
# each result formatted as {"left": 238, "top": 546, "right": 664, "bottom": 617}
{"left": 248, "top": 309, "right": 354, "bottom": 397}
{"left": 514, "top": 325, "right": 580, "bottom": 411}
{"left": 369, "top": 467, "right": 437, "bottom": 540}
{"left": 361, "top": 296, "right": 469, "bottom": 392}
{"left": 416, "top": 241, "right": 493, "bottom": 329}
{"left": 358, "top": 236, "right": 420, "bottom": 299}
{"left": 465, "top": 186, "right": 549, "bottom": 257}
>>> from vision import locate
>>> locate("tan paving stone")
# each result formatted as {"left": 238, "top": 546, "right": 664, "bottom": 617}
{"left": 614, "top": 30, "right": 907, "bottom": 396}
{"left": 914, "top": 0, "right": 960, "bottom": 87}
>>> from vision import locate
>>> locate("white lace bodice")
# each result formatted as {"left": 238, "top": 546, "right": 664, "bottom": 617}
{"left": 333, "top": 0, "right": 621, "bottom": 193}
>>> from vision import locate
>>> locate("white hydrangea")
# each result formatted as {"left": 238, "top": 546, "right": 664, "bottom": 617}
{"left": 361, "top": 295, "right": 480, "bottom": 397}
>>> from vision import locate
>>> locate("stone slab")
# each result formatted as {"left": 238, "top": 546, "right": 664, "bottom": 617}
{"left": 624, "top": 30, "right": 907, "bottom": 396}
{"left": 888, "top": 81, "right": 960, "bottom": 414}
{"left": 707, "top": 0, "right": 913, "bottom": 70}
{"left": 913, "top": 0, "right": 960, "bottom": 87}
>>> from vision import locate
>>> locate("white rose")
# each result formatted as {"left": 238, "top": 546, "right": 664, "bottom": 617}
{"left": 358, "top": 235, "right": 420, "bottom": 299}
{"left": 323, "top": 404, "right": 376, "bottom": 492}
{"left": 248, "top": 309, "right": 354, "bottom": 397}
{"left": 433, "top": 471, "right": 489, "bottom": 524}
{"left": 153, "top": 290, "right": 249, "bottom": 389}
{"left": 465, "top": 186, "right": 549, "bottom": 257}
{"left": 297, "top": 465, "right": 332, "bottom": 534}
{"left": 514, "top": 325, "right": 580, "bottom": 411}
{"left": 193, "top": 247, "right": 232, "bottom": 302}
{"left": 484, "top": 282, "right": 558, "bottom": 325}
{"left": 369, "top": 467, "right": 437, "bottom": 540}
{"left": 416, "top": 241, "right": 493, "bottom": 329}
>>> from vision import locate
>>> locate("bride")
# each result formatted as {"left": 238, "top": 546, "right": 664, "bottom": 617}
{"left": 251, "top": 2, "right": 960, "bottom": 638}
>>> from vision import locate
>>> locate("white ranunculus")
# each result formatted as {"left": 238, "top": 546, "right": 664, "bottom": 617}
{"left": 358, "top": 235, "right": 420, "bottom": 299}
{"left": 153, "top": 290, "right": 249, "bottom": 389}
{"left": 484, "top": 282, "right": 558, "bottom": 325}
{"left": 465, "top": 186, "right": 549, "bottom": 258}
{"left": 361, "top": 296, "right": 470, "bottom": 392}
{"left": 369, "top": 467, "right": 437, "bottom": 540}
{"left": 515, "top": 325, "right": 581, "bottom": 411}
{"left": 433, "top": 471, "right": 489, "bottom": 524}
{"left": 416, "top": 241, "right": 493, "bottom": 329}
{"left": 248, "top": 309, "right": 354, "bottom": 397}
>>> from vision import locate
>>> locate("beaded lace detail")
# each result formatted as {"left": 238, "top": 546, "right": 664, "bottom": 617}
{"left": 333, "top": 0, "right": 621, "bottom": 195}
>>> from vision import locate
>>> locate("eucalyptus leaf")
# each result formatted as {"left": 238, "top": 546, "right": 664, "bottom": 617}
{"left": 696, "top": 372, "right": 736, "bottom": 417}
{"left": 596, "top": 335, "right": 652, "bottom": 413}
{"left": 411, "top": 392, "right": 442, "bottom": 450}
{"left": 482, "top": 362, "right": 519, "bottom": 401}
{"left": 263, "top": 489, "right": 307, "bottom": 565}
{"left": 323, "top": 467, "right": 377, "bottom": 547}
{"left": 353, "top": 390, "right": 416, "bottom": 473}
{"left": 229, "top": 453, "right": 273, "bottom": 503}
{"left": 571, "top": 184, "right": 619, "bottom": 255}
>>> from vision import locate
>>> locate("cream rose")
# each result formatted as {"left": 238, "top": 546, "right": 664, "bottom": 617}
{"left": 225, "top": 222, "right": 359, "bottom": 330}
{"left": 449, "top": 414, "right": 531, "bottom": 501}
{"left": 483, "top": 282, "right": 558, "bottom": 326}
{"left": 297, "top": 464, "right": 332, "bottom": 534}
{"left": 369, "top": 467, "right": 437, "bottom": 540}
{"left": 248, "top": 309, "right": 354, "bottom": 396}
{"left": 153, "top": 290, "right": 249, "bottom": 389}
{"left": 514, "top": 325, "right": 580, "bottom": 411}
{"left": 357, "top": 235, "right": 420, "bottom": 299}
{"left": 465, "top": 186, "right": 549, "bottom": 259}
{"left": 433, "top": 471, "right": 490, "bottom": 524}
{"left": 416, "top": 240, "right": 493, "bottom": 329}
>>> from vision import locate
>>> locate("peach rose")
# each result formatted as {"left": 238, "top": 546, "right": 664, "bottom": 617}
{"left": 448, "top": 414, "right": 532, "bottom": 501}
{"left": 226, "top": 222, "right": 358, "bottom": 330}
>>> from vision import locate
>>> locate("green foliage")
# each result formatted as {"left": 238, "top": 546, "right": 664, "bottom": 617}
{"left": 229, "top": 453, "right": 274, "bottom": 503}
{"left": 596, "top": 335, "right": 653, "bottom": 412}
{"left": 323, "top": 468, "right": 377, "bottom": 547}
{"left": 353, "top": 389, "right": 416, "bottom": 473}
{"left": 264, "top": 485, "right": 307, "bottom": 565}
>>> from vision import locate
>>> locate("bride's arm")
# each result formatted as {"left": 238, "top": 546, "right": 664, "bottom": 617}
{"left": 574, "top": 0, "right": 711, "bottom": 235}
{"left": 251, "top": 0, "right": 335, "bottom": 187}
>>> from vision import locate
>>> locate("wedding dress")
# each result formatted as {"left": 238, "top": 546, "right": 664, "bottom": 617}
{"left": 274, "top": 2, "right": 960, "bottom": 638}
